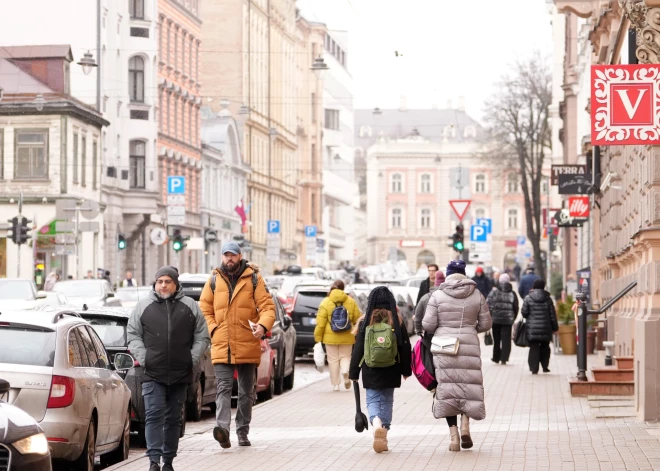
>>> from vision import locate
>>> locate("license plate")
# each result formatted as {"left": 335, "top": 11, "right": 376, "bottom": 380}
{"left": 0, "top": 392, "right": 8, "bottom": 402}
{"left": 302, "top": 317, "right": 317, "bottom": 326}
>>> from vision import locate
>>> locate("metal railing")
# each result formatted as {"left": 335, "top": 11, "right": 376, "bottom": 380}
{"left": 575, "top": 280, "right": 637, "bottom": 381}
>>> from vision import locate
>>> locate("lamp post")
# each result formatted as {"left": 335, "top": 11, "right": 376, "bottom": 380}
{"left": 77, "top": 50, "right": 98, "bottom": 76}
{"left": 34, "top": 94, "right": 45, "bottom": 112}
{"left": 310, "top": 56, "right": 329, "bottom": 79}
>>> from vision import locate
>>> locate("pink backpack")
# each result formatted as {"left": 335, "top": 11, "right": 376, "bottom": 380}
{"left": 411, "top": 337, "right": 437, "bottom": 391}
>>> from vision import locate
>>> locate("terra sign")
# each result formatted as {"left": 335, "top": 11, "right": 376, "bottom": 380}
{"left": 591, "top": 64, "right": 660, "bottom": 145}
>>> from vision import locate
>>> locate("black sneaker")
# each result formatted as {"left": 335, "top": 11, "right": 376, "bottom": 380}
{"left": 162, "top": 464, "right": 174, "bottom": 471}
{"left": 237, "top": 432, "right": 251, "bottom": 447}
{"left": 543, "top": 368, "right": 551, "bottom": 373}
{"left": 149, "top": 462, "right": 160, "bottom": 471}
{"left": 501, "top": 361, "right": 507, "bottom": 365}
{"left": 491, "top": 359, "right": 499, "bottom": 364}
{"left": 213, "top": 426, "right": 231, "bottom": 449}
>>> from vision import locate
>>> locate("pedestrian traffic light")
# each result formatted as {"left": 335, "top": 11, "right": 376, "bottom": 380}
{"left": 172, "top": 228, "right": 185, "bottom": 252}
{"left": 452, "top": 224, "right": 465, "bottom": 253}
{"left": 18, "top": 217, "right": 31, "bottom": 244}
{"left": 117, "top": 233, "right": 127, "bottom": 250}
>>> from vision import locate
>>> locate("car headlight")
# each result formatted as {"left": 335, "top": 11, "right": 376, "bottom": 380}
{"left": 12, "top": 433, "right": 49, "bottom": 455}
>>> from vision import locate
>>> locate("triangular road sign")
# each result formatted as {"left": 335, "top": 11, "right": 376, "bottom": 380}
{"left": 449, "top": 200, "right": 472, "bottom": 220}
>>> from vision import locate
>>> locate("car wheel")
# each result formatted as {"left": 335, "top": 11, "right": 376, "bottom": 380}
{"left": 274, "top": 352, "right": 284, "bottom": 395}
{"left": 132, "top": 423, "right": 146, "bottom": 448}
{"left": 101, "top": 407, "right": 130, "bottom": 466}
{"left": 187, "top": 379, "right": 203, "bottom": 421}
{"left": 72, "top": 417, "right": 96, "bottom": 471}
{"left": 258, "top": 362, "right": 275, "bottom": 401}
{"left": 283, "top": 359, "right": 295, "bottom": 390}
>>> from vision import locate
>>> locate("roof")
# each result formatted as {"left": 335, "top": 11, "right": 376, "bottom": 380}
{"left": 0, "top": 57, "right": 53, "bottom": 95}
{"left": 0, "top": 45, "right": 72, "bottom": 60}
{"left": 0, "top": 309, "right": 83, "bottom": 329}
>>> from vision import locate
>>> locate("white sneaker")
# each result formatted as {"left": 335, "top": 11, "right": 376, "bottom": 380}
{"left": 342, "top": 372, "right": 351, "bottom": 389}
{"left": 333, "top": 385, "right": 339, "bottom": 391}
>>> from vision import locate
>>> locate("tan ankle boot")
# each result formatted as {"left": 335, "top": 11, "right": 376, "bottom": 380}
{"left": 449, "top": 425, "right": 460, "bottom": 452}
{"left": 372, "top": 417, "right": 388, "bottom": 453}
{"left": 460, "top": 415, "right": 473, "bottom": 449}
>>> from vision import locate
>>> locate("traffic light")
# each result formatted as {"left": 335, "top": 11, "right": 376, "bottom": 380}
{"left": 18, "top": 217, "right": 31, "bottom": 244}
{"left": 117, "top": 233, "right": 127, "bottom": 250}
{"left": 172, "top": 228, "right": 185, "bottom": 252}
{"left": 8, "top": 217, "right": 19, "bottom": 244}
{"left": 452, "top": 224, "right": 465, "bottom": 253}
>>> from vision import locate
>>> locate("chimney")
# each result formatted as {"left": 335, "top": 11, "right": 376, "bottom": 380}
{"left": 400, "top": 95, "right": 407, "bottom": 111}
{"left": 458, "top": 96, "right": 465, "bottom": 111}
{"left": 446, "top": 99, "right": 452, "bottom": 109}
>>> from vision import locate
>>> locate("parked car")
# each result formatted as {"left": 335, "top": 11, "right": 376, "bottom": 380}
{"left": 0, "top": 309, "right": 133, "bottom": 470}
{"left": 388, "top": 287, "right": 416, "bottom": 335}
{"left": 0, "top": 279, "right": 47, "bottom": 310}
{"left": 0, "top": 378, "right": 52, "bottom": 471}
{"left": 52, "top": 280, "right": 122, "bottom": 308}
{"left": 269, "top": 296, "right": 296, "bottom": 394}
{"left": 290, "top": 287, "right": 329, "bottom": 357}
{"left": 114, "top": 286, "right": 151, "bottom": 309}
{"left": 34, "top": 291, "right": 69, "bottom": 307}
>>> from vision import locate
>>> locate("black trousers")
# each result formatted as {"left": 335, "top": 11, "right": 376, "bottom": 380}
{"left": 491, "top": 323, "right": 512, "bottom": 363}
{"left": 528, "top": 341, "right": 551, "bottom": 373}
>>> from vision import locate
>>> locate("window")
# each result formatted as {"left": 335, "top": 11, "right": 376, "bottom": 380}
{"left": 391, "top": 173, "right": 402, "bottom": 193}
{"left": 464, "top": 126, "right": 477, "bottom": 138}
{"left": 475, "top": 174, "right": 485, "bottom": 193}
{"left": 174, "top": 98, "right": 179, "bottom": 139}
{"left": 359, "top": 125, "right": 372, "bottom": 137}
{"left": 324, "top": 109, "right": 339, "bottom": 130}
{"left": 420, "top": 208, "right": 431, "bottom": 228}
{"left": 129, "top": 140, "right": 146, "bottom": 188}
{"left": 420, "top": 174, "right": 431, "bottom": 193}
{"left": 508, "top": 209, "right": 518, "bottom": 229}
{"left": 311, "top": 93, "right": 317, "bottom": 122}
{"left": 174, "top": 27, "right": 178, "bottom": 70}
{"left": 165, "top": 92, "right": 170, "bottom": 135}
{"left": 129, "top": 0, "right": 144, "bottom": 19}
{"left": 311, "top": 193, "right": 317, "bottom": 223}
{"left": 86, "top": 326, "right": 109, "bottom": 369}
{"left": 67, "top": 329, "right": 85, "bottom": 367}
{"left": 15, "top": 130, "right": 48, "bottom": 179}
{"left": 0, "top": 128, "right": 4, "bottom": 180}
{"left": 81, "top": 136, "right": 87, "bottom": 186}
{"left": 507, "top": 173, "right": 519, "bottom": 193}
{"left": 130, "top": 27, "right": 149, "bottom": 38}
{"left": 391, "top": 208, "right": 402, "bottom": 228}
{"left": 75, "top": 326, "right": 100, "bottom": 368}
{"left": 476, "top": 208, "right": 486, "bottom": 219}
{"left": 189, "top": 37, "right": 194, "bottom": 78}
{"left": 92, "top": 140, "right": 98, "bottom": 189}
{"left": 129, "top": 56, "right": 145, "bottom": 102}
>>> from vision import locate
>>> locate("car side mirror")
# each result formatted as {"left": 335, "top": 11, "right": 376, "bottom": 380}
{"left": 113, "top": 353, "right": 135, "bottom": 370}
{"left": 282, "top": 315, "right": 291, "bottom": 329}
{"left": 36, "top": 291, "right": 48, "bottom": 299}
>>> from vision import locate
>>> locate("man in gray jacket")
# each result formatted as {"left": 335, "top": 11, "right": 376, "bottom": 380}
{"left": 127, "top": 266, "right": 210, "bottom": 471}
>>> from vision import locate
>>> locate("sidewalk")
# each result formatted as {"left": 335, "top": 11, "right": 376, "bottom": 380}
{"left": 107, "top": 342, "right": 660, "bottom": 471}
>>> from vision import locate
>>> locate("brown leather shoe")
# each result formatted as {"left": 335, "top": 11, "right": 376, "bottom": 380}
{"left": 237, "top": 432, "right": 251, "bottom": 447}
{"left": 213, "top": 427, "right": 231, "bottom": 449}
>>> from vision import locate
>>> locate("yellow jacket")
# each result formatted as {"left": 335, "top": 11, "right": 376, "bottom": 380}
{"left": 314, "top": 289, "right": 361, "bottom": 345}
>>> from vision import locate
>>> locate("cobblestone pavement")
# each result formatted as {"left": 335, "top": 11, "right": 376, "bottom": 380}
{"left": 105, "top": 340, "right": 660, "bottom": 471}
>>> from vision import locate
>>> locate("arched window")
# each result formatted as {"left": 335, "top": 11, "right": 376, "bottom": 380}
{"left": 475, "top": 174, "right": 486, "bottom": 193}
{"left": 359, "top": 125, "right": 372, "bottom": 137}
{"left": 129, "top": 0, "right": 144, "bottom": 19}
{"left": 391, "top": 173, "right": 403, "bottom": 193}
{"left": 507, "top": 173, "right": 519, "bottom": 193}
{"left": 443, "top": 125, "right": 456, "bottom": 138}
{"left": 420, "top": 174, "right": 431, "bottom": 193}
{"left": 129, "top": 140, "right": 146, "bottom": 188}
{"left": 129, "top": 56, "right": 145, "bottom": 103}
{"left": 508, "top": 209, "right": 518, "bottom": 229}
{"left": 420, "top": 208, "right": 431, "bottom": 228}
{"left": 391, "top": 208, "right": 402, "bottom": 228}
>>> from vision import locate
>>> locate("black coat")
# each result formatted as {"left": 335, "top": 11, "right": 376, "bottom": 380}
{"left": 472, "top": 275, "right": 492, "bottom": 299}
{"left": 416, "top": 278, "right": 431, "bottom": 304}
{"left": 349, "top": 321, "right": 412, "bottom": 390}
{"left": 486, "top": 282, "right": 518, "bottom": 325}
{"left": 521, "top": 289, "right": 558, "bottom": 343}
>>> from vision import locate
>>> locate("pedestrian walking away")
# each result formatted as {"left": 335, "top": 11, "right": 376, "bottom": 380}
{"left": 423, "top": 259, "right": 492, "bottom": 452}
{"left": 414, "top": 270, "right": 445, "bottom": 336}
{"left": 126, "top": 266, "right": 210, "bottom": 471}
{"left": 486, "top": 273, "right": 518, "bottom": 365}
{"left": 349, "top": 286, "right": 412, "bottom": 454}
{"left": 471, "top": 266, "right": 493, "bottom": 299}
{"left": 416, "top": 263, "right": 439, "bottom": 304}
{"left": 199, "top": 241, "right": 276, "bottom": 449}
{"left": 521, "top": 278, "right": 558, "bottom": 374}
{"left": 518, "top": 264, "right": 540, "bottom": 299}
{"left": 314, "top": 279, "right": 362, "bottom": 391}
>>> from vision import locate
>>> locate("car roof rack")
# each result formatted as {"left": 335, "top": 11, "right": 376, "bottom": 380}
{"left": 52, "top": 311, "right": 82, "bottom": 323}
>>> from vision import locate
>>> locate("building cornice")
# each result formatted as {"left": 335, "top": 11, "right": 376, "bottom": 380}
{"left": 0, "top": 98, "right": 109, "bottom": 128}
{"left": 553, "top": 0, "right": 595, "bottom": 18}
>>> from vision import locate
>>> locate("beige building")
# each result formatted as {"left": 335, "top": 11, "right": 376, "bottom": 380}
{"left": 552, "top": 0, "right": 660, "bottom": 421}
{"left": 200, "top": 0, "right": 299, "bottom": 270}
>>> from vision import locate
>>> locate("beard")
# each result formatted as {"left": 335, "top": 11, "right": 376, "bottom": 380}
{"left": 222, "top": 261, "right": 240, "bottom": 274}
{"left": 158, "top": 291, "right": 173, "bottom": 300}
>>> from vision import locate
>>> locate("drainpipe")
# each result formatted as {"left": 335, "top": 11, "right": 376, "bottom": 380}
{"left": 96, "top": 0, "right": 102, "bottom": 111}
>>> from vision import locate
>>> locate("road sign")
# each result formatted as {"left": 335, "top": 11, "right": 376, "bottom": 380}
{"left": 78, "top": 221, "right": 99, "bottom": 233}
{"left": 305, "top": 225, "right": 317, "bottom": 237}
{"left": 204, "top": 229, "right": 218, "bottom": 243}
{"left": 449, "top": 200, "right": 471, "bottom": 220}
{"left": 476, "top": 218, "right": 492, "bottom": 234}
{"left": 168, "top": 176, "right": 186, "bottom": 194}
{"left": 150, "top": 228, "right": 167, "bottom": 245}
{"left": 167, "top": 194, "right": 185, "bottom": 205}
{"left": 468, "top": 242, "right": 492, "bottom": 262}
{"left": 470, "top": 225, "right": 487, "bottom": 242}
{"left": 55, "top": 221, "right": 75, "bottom": 232}
{"left": 167, "top": 206, "right": 186, "bottom": 216}
{"left": 267, "top": 220, "right": 280, "bottom": 234}
{"left": 517, "top": 236, "right": 526, "bottom": 245}
{"left": 168, "top": 215, "right": 185, "bottom": 225}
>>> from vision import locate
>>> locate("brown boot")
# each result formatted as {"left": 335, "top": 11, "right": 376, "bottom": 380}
{"left": 372, "top": 417, "right": 388, "bottom": 453}
{"left": 460, "top": 415, "right": 473, "bottom": 449}
{"left": 449, "top": 425, "right": 460, "bottom": 452}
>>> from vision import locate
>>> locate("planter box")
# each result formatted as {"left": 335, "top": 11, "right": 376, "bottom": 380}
{"left": 591, "top": 367, "right": 634, "bottom": 382}
{"left": 614, "top": 356, "right": 633, "bottom": 370}
{"left": 558, "top": 324, "right": 577, "bottom": 354}
{"left": 569, "top": 378, "right": 634, "bottom": 396}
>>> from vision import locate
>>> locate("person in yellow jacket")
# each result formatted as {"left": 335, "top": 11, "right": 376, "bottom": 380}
{"left": 314, "top": 280, "right": 362, "bottom": 391}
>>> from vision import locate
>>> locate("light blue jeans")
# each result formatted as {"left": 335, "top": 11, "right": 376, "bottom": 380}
{"left": 366, "top": 388, "right": 394, "bottom": 429}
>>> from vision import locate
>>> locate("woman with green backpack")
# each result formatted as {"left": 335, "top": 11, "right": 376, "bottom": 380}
{"left": 349, "top": 287, "right": 412, "bottom": 453}
{"left": 314, "top": 280, "right": 362, "bottom": 391}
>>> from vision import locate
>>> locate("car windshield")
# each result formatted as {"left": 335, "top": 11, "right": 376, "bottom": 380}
{"left": 53, "top": 281, "right": 103, "bottom": 297}
{"left": 279, "top": 276, "right": 316, "bottom": 295}
{"left": 0, "top": 280, "right": 35, "bottom": 300}
{"left": 115, "top": 288, "right": 150, "bottom": 302}
{"left": 84, "top": 316, "right": 128, "bottom": 347}
{"left": 0, "top": 327, "right": 56, "bottom": 366}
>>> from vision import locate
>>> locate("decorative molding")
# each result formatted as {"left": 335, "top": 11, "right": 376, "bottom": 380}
{"left": 621, "top": 0, "right": 660, "bottom": 63}
{"left": 554, "top": 0, "right": 594, "bottom": 18}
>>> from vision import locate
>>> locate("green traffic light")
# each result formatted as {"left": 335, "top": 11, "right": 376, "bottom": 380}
{"left": 118, "top": 240, "right": 126, "bottom": 250}
{"left": 173, "top": 240, "right": 183, "bottom": 252}
{"left": 454, "top": 241, "right": 464, "bottom": 251}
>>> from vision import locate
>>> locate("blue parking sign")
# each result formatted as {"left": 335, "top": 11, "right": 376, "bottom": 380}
{"left": 267, "top": 220, "right": 280, "bottom": 234}
{"left": 470, "top": 225, "right": 488, "bottom": 242}
{"left": 477, "top": 218, "right": 492, "bottom": 234}
{"left": 305, "top": 225, "right": 317, "bottom": 237}
{"left": 168, "top": 176, "right": 186, "bottom": 194}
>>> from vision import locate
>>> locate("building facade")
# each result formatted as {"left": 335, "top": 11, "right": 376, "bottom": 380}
{"left": 200, "top": 0, "right": 299, "bottom": 272}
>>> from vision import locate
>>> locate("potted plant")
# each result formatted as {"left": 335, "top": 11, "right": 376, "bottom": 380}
{"left": 556, "top": 295, "right": 577, "bottom": 354}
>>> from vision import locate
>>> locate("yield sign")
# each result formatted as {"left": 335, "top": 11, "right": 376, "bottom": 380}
{"left": 449, "top": 200, "right": 471, "bottom": 220}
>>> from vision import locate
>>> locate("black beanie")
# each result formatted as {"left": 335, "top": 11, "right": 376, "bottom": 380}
{"left": 154, "top": 266, "right": 179, "bottom": 288}
{"left": 361, "top": 286, "right": 402, "bottom": 345}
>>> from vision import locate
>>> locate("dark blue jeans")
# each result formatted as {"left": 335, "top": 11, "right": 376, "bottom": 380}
{"left": 142, "top": 381, "right": 187, "bottom": 465}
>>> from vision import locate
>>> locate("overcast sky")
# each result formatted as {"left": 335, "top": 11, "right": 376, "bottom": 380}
{"left": 297, "top": 0, "right": 554, "bottom": 123}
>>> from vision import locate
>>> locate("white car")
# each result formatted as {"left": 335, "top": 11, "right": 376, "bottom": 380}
{"left": 0, "top": 279, "right": 47, "bottom": 310}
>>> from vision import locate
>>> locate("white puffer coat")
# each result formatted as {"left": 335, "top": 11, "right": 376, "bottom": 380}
{"left": 422, "top": 274, "right": 492, "bottom": 420}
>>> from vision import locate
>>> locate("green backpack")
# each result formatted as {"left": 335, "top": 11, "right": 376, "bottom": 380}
{"left": 360, "top": 322, "right": 398, "bottom": 368}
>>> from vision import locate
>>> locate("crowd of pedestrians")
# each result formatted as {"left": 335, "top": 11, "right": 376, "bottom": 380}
{"left": 124, "top": 251, "right": 556, "bottom": 468}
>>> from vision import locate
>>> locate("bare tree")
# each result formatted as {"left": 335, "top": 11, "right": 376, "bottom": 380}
{"left": 483, "top": 53, "right": 552, "bottom": 278}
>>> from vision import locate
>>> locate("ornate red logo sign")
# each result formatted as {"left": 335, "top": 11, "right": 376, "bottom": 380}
{"left": 568, "top": 197, "right": 590, "bottom": 218}
{"left": 591, "top": 64, "right": 660, "bottom": 145}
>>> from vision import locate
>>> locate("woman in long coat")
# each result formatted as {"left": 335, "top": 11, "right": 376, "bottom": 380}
{"left": 423, "top": 260, "right": 492, "bottom": 452}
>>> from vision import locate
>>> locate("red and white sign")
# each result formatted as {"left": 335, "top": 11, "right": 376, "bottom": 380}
{"left": 568, "top": 197, "right": 590, "bottom": 218}
{"left": 591, "top": 64, "right": 660, "bottom": 145}
{"left": 449, "top": 200, "right": 471, "bottom": 220}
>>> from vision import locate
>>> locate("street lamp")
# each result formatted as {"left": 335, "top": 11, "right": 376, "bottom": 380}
{"left": 269, "top": 127, "right": 278, "bottom": 143}
{"left": 220, "top": 98, "right": 230, "bottom": 109}
{"left": 310, "top": 56, "right": 329, "bottom": 79}
{"left": 34, "top": 94, "right": 45, "bottom": 112}
{"left": 372, "top": 107, "right": 382, "bottom": 116}
{"left": 77, "top": 51, "right": 98, "bottom": 76}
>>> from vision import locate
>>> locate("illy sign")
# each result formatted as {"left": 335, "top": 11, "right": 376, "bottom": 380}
{"left": 568, "top": 197, "right": 590, "bottom": 218}
{"left": 591, "top": 64, "right": 660, "bottom": 145}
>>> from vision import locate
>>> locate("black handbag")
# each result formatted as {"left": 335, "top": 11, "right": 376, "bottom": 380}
{"left": 513, "top": 320, "right": 529, "bottom": 348}
{"left": 484, "top": 331, "right": 493, "bottom": 346}
{"left": 353, "top": 381, "right": 369, "bottom": 433}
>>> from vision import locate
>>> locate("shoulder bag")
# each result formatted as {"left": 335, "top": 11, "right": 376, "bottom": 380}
{"left": 430, "top": 299, "right": 465, "bottom": 356}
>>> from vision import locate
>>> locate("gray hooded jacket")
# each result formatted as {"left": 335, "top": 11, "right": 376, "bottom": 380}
{"left": 422, "top": 274, "right": 492, "bottom": 420}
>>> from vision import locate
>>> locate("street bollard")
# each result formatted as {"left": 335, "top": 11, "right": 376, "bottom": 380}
{"left": 575, "top": 291, "right": 589, "bottom": 381}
